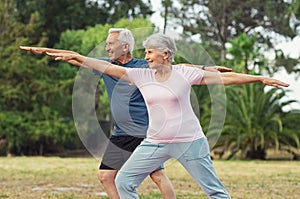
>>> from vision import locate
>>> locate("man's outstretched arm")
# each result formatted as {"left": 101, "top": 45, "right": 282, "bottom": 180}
{"left": 19, "top": 46, "right": 78, "bottom": 55}
{"left": 176, "top": 63, "right": 232, "bottom": 73}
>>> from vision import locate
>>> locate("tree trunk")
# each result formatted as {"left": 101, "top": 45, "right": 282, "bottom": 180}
{"left": 244, "top": 147, "right": 266, "bottom": 160}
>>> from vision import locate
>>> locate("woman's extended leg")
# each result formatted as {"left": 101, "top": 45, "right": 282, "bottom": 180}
{"left": 174, "top": 138, "right": 231, "bottom": 199}
{"left": 115, "top": 140, "right": 170, "bottom": 199}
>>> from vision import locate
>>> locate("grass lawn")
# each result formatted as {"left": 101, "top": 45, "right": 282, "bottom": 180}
{"left": 0, "top": 157, "right": 299, "bottom": 198}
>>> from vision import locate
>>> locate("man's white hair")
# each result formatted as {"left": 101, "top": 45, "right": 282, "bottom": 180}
{"left": 143, "top": 33, "right": 177, "bottom": 62}
{"left": 108, "top": 28, "right": 134, "bottom": 54}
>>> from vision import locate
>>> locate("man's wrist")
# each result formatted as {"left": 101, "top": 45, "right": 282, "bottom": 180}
{"left": 202, "top": 65, "right": 206, "bottom": 70}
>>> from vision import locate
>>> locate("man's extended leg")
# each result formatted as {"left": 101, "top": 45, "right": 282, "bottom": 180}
{"left": 97, "top": 136, "right": 134, "bottom": 199}
{"left": 98, "top": 169, "right": 119, "bottom": 199}
{"left": 150, "top": 169, "right": 176, "bottom": 199}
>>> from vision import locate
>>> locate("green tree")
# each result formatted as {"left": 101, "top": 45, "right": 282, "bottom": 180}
{"left": 168, "top": 0, "right": 300, "bottom": 74}
{"left": 0, "top": 0, "right": 77, "bottom": 155}
{"left": 13, "top": 0, "right": 153, "bottom": 47}
{"left": 226, "top": 33, "right": 267, "bottom": 74}
{"left": 280, "top": 111, "right": 300, "bottom": 160}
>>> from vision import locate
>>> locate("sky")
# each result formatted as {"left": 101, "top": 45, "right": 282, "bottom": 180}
{"left": 149, "top": 0, "right": 300, "bottom": 110}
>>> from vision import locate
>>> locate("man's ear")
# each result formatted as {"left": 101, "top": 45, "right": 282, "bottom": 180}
{"left": 123, "top": 43, "right": 129, "bottom": 52}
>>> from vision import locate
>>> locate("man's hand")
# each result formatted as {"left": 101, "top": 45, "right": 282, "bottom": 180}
{"left": 19, "top": 46, "right": 78, "bottom": 55}
{"left": 205, "top": 66, "right": 232, "bottom": 73}
{"left": 19, "top": 46, "right": 48, "bottom": 55}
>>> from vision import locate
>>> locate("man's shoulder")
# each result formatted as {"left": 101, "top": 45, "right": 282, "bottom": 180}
{"left": 97, "top": 57, "right": 111, "bottom": 62}
{"left": 130, "top": 57, "right": 148, "bottom": 68}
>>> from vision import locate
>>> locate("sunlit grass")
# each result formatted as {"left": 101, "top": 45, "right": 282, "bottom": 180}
{"left": 0, "top": 157, "right": 299, "bottom": 198}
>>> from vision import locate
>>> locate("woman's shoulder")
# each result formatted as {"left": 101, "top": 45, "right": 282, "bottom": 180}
{"left": 172, "top": 64, "right": 196, "bottom": 72}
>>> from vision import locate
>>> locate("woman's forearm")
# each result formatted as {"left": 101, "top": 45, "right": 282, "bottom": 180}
{"left": 49, "top": 53, "right": 128, "bottom": 81}
{"left": 221, "top": 72, "right": 263, "bottom": 85}
{"left": 202, "top": 71, "right": 289, "bottom": 87}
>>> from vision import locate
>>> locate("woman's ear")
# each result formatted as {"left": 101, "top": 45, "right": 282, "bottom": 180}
{"left": 163, "top": 51, "right": 170, "bottom": 60}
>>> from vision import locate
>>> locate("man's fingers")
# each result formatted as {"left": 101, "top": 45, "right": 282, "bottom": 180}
{"left": 19, "top": 46, "right": 31, "bottom": 51}
{"left": 46, "top": 52, "right": 61, "bottom": 57}
{"left": 219, "top": 66, "right": 232, "bottom": 72}
{"left": 19, "top": 46, "right": 46, "bottom": 54}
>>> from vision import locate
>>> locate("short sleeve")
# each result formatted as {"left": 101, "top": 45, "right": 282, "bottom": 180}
{"left": 125, "top": 68, "right": 152, "bottom": 86}
{"left": 174, "top": 65, "right": 204, "bottom": 85}
{"left": 125, "top": 68, "right": 136, "bottom": 85}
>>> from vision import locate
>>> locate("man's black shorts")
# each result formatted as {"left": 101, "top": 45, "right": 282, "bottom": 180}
{"left": 99, "top": 135, "right": 144, "bottom": 170}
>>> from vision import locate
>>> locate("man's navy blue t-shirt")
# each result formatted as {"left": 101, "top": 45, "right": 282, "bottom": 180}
{"left": 94, "top": 57, "right": 149, "bottom": 137}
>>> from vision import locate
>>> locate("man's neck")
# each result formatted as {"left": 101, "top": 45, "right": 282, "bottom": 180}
{"left": 115, "top": 53, "right": 132, "bottom": 65}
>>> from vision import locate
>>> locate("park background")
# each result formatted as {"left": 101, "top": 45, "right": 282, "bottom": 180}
{"left": 0, "top": 0, "right": 300, "bottom": 198}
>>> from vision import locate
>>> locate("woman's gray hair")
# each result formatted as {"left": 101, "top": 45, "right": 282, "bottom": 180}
{"left": 143, "top": 33, "right": 177, "bottom": 62}
{"left": 108, "top": 28, "right": 134, "bottom": 54}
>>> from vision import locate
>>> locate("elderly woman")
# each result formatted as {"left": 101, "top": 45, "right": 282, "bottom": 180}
{"left": 21, "top": 33, "right": 288, "bottom": 198}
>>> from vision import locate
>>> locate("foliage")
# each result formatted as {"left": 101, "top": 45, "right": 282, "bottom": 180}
{"left": 1, "top": 0, "right": 154, "bottom": 156}
{"left": 280, "top": 111, "right": 300, "bottom": 159}
{"left": 213, "top": 32, "right": 299, "bottom": 159}
{"left": 0, "top": 111, "right": 75, "bottom": 155}
{"left": 226, "top": 33, "right": 267, "bottom": 74}
{"left": 0, "top": 0, "right": 76, "bottom": 155}
{"left": 221, "top": 84, "right": 296, "bottom": 159}
{"left": 13, "top": 0, "right": 153, "bottom": 47}
{"left": 167, "top": 0, "right": 300, "bottom": 74}
{"left": 0, "top": 4, "right": 153, "bottom": 155}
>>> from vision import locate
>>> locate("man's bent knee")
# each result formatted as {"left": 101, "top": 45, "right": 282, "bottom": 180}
{"left": 98, "top": 170, "right": 117, "bottom": 184}
{"left": 150, "top": 169, "right": 165, "bottom": 184}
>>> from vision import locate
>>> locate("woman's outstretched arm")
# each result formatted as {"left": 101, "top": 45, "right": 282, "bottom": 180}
{"left": 200, "top": 70, "right": 289, "bottom": 88}
{"left": 20, "top": 46, "right": 129, "bottom": 82}
{"left": 47, "top": 52, "right": 129, "bottom": 82}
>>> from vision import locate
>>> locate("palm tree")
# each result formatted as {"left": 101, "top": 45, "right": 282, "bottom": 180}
{"left": 280, "top": 111, "right": 300, "bottom": 160}
{"left": 220, "top": 83, "right": 296, "bottom": 159}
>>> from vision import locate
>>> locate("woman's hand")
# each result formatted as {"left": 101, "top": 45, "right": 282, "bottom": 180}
{"left": 261, "top": 77, "right": 290, "bottom": 88}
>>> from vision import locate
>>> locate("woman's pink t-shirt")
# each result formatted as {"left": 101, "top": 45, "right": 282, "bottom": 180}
{"left": 126, "top": 65, "right": 205, "bottom": 144}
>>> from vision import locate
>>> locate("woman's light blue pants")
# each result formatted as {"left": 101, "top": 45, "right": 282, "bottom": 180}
{"left": 115, "top": 137, "right": 231, "bottom": 199}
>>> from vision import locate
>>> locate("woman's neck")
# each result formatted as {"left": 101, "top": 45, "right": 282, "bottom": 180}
{"left": 155, "top": 64, "right": 172, "bottom": 82}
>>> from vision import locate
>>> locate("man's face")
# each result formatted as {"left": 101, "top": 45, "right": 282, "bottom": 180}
{"left": 105, "top": 32, "right": 126, "bottom": 61}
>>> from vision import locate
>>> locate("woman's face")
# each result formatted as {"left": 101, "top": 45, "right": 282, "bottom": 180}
{"left": 144, "top": 48, "right": 168, "bottom": 68}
